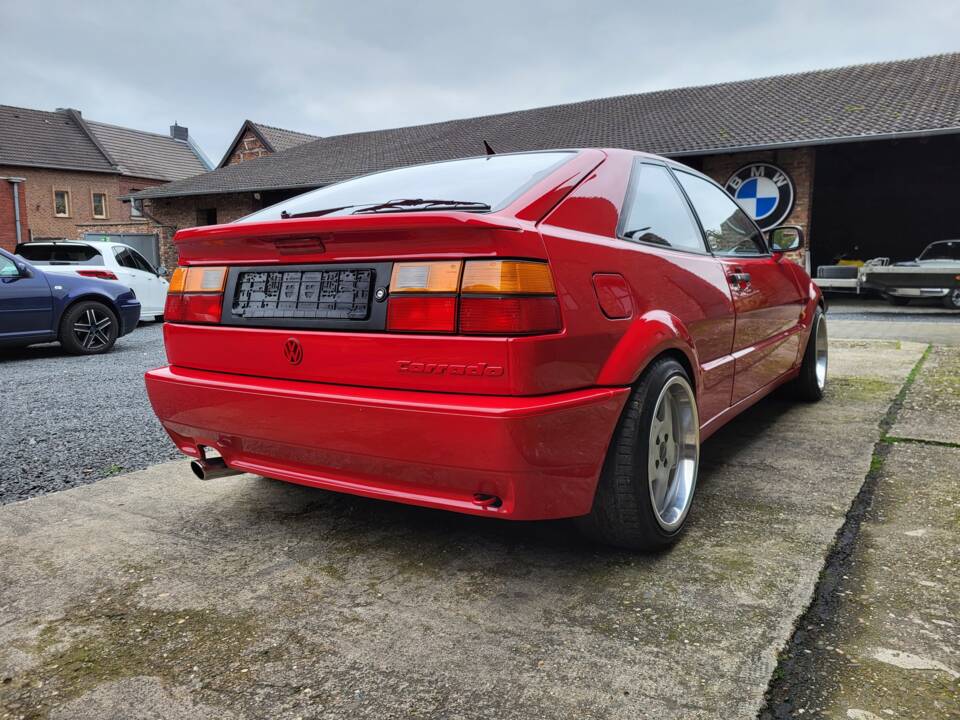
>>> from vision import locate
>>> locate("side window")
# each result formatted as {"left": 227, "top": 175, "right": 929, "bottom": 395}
{"left": 113, "top": 247, "right": 138, "bottom": 270}
{"left": 675, "top": 171, "right": 767, "bottom": 256}
{"left": 129, "top": 249, "right": 156, "bottom": 274}
{"left": 619, "top": 163, "right": 706, "bottom": 253}
{"left": 0, "top": 255, "right": 19, "bottom": 277}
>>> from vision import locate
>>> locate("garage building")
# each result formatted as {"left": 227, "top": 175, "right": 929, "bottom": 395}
{"left": 127, "top": 52, "right": 960, "bottom": 274}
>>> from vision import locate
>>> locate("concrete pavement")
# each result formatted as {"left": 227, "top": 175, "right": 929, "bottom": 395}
{"left": 0, "top": 340, "right": 927, "bottom": 720}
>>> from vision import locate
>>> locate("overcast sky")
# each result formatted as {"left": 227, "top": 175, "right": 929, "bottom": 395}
{"left": 2, "top": 1, "right": 958, "bottom": 164}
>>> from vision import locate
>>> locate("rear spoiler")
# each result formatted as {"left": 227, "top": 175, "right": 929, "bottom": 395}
{"left": 173, "top": 212, "right": 541, "bottom": 265}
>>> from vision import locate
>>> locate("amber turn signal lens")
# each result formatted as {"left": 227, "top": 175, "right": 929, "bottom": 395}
{"left": 461, "top": 260, "right": 555, "bottom": 294}
{"left": 390, "top": 261, "right": 462, "bottom": 293}
{"left": 169, "top": 266, "right": 228, "bottom": 294}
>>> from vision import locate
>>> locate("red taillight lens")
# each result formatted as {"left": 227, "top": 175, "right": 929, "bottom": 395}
{"left": 459, "top": 297, "right": 562, "bottom": 335}
{"left": 77, "top": 270, "right": 118, "bottom": 280}
{"left": 164, "top": 293, "right": 223, "bottom": 324}
{"left": 386, "top": 296, "right": 457, "bottom": 333}
{"left": 165, "top": 266, "right": 226, "bottom": 324}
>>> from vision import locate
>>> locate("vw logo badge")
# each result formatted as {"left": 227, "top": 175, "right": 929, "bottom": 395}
{"left": 724, "top": 163, "right": 795, "bottom": 231}
{"left": 283, "top": 338, "right": 303, "bottom": 365}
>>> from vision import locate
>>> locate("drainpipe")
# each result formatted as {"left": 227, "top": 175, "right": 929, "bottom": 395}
{"left": 2, "top": 177, "right": 26, "bottom": 245}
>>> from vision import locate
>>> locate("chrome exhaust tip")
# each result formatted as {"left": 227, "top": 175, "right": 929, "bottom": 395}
{"left": 190, "top": 457, "right": 241, "bottom": 481}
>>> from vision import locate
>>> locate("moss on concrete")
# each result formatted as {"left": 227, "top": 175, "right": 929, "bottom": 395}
{"left": 1, "top": 578, "right": 259, "bottom": 720}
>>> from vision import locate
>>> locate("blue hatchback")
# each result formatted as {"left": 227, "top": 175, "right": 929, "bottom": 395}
{"left": 0, "top": 247, "right": 141, "bottom": 354}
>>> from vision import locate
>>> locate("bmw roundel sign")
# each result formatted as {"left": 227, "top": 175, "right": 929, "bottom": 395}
{"left": 724, "top": 163, "right": 795, "bottom": 231}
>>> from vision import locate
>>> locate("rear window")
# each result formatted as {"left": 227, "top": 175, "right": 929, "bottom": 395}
{"left": 16, "top": 243, "right": 104, "bottom": 266}
{"left": 238, "top": 151, "right": 576, "bottom": 223}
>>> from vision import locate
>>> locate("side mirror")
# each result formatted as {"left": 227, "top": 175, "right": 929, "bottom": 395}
{"left": 769, "top": 225, "right": 804, "bottom": 254}
{"left": 156, "top": 266, "right": 169, "bottom": 277}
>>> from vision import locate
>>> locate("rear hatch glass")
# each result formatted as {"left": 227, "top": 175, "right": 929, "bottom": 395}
{"left": 16, "top": 243, "right": 104, "bottom": 266}
{"left": 238, "top": 151, "right": 576, "bottom": 223}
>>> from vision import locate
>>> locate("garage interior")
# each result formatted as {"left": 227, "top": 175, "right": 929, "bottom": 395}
{"left": 809, "top": 133, "right": 960, "bottom": 271}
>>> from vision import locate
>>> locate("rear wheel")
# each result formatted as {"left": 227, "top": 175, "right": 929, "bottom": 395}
{"left": 59, "top": 301, "right": 118, "bottom": 355}
{"left": 943, "top": 289, "right": 960, "bottom": 310}
{"left": 883, "top": 293, "right": 910, "bottom": 306}
{"left": 791, "top": 307, "right": 828, "bottom": 401}
{"left": 576, "top": 357, "right": 699, "bottom": 551}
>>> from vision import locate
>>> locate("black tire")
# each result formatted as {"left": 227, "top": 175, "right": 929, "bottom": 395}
{"left": 59, "top": 300, "right": 119, "bottom": 355}
{"left": 943, "top": 289, "right": 960, "bottom": 310}
{"left": 792, "top": 307, "right": 828, "bottom": 401}
{"left": 883, "top": 294, "right": 910, "bottom": 306}
{"left": 575, "top": 357, "right": 699, "bottom": 551}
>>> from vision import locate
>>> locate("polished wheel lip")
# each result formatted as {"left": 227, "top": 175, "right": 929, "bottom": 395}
{"left": 814, "top": 314, "right": 828, "bottom": 391}
{"left": 949, "top": 289, "right": 960, "bottom": 309}
{"left": 647, "top": 375, "right": 699, "bottom": 532}
{"left": 72, "top": 307, "right": 113, "bottom": 351}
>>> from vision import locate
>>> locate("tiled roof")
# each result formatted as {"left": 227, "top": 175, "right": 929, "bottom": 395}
{"left": 131, "top": 52, "right": 960, "bottom": 200}
{"left": 0, "top": 105, "right": 116, "bottom": 173}
{"left": 251, "top": 122, "right": 320, "bottom": 152}
{"left": 0, "top": 105, "right": 210, "bottom": 181}
{"left": 86, "top": 120, "right": 210, "bottom": 181}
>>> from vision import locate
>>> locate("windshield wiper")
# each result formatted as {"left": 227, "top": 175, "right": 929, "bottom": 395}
{"left": 280, "top": 205, "right": 357, "bottom": 219}
{"left": 352, "top": 198, "right": 492, "bottom": 215}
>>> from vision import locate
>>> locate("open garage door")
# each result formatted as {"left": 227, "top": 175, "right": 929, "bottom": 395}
{"left": 809, "top": 134, "right": 960, "bottom": 273}
{"left": 83, "top": 232, "right": 160, "bottom": 269}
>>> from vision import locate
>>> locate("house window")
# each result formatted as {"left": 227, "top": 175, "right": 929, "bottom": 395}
{"left": 92, "top": 192, "right": 108, "bottom": 219}
{"left": 196, "top": 208, "right": 218, "bottom": 226}
{"left": 131, "top": 198, "right": 144, "bottom": 218}
{"left": 54, "top": 190, "right": 71, "bottom": 217}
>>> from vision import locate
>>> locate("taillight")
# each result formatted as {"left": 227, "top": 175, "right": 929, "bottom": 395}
{"left": 77, "top": 270, "right": 118, "bottom": 280}
{"left": 386, "top": 260, "right": 562, "bottom": 335}
{"left": 165, "top": 266, "right": 227, "bottom": 324}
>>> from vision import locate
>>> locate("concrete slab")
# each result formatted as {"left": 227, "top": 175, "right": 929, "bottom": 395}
{"left": 890, "top": 345, "right": 960, "bottom": 445}
{"left": 0, "top": 341, "right": 926, "bottom": 720}
{"left": 830, "top": 319, "right": 960, "bottom": 346}
{"left": 772, "top": 442, "right": 960, "bottom": 718}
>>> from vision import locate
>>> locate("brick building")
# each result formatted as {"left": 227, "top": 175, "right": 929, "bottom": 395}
{"left": 0, "top": 105, "right": 210, "bottom": 264}
{"left": 218, "top": 120, "right": 319, "bottom": 167}
{"left": 130, "top": 53, "right": 960, "bottom": 273}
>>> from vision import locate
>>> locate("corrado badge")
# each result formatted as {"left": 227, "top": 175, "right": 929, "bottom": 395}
{"left": 724, "top": 163, "right": 795, "bottom": 231}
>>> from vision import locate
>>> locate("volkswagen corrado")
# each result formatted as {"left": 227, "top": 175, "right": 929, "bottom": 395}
{"left": 145, "top": 149, "right": 827, "bottom": 549}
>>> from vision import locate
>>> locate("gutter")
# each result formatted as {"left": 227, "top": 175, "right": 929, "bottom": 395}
{"left": 1, "top": 176, "right": 26, "bottom": 244}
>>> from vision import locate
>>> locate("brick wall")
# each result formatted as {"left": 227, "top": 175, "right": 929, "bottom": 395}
{"left": 700, "top": 147, "right": 815, "bottom": 266}
{"left": 225, "top": 130, "right": 272, "bottom": 166}
{"left": 0, "top": 178, "right": 29, "bottom": 251}
{"left": 143, "top": 192, "right": 260, "bottom": 268}
{"left": 0, "top": 165, "right": 164, "bottom": 242}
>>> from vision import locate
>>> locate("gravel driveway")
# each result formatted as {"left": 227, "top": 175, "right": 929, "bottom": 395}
{"left": 0, "top": 323, "right": 178, "bottom": 505}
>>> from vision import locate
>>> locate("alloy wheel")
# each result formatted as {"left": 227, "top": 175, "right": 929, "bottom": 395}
{"left": 647, "top": 376, "right": 699, "bottom": 531}
{"left": 72, "top": 307, "right": 113, "bottom": 351}
{"left": 814, "top": 314, "right": 829, "bottom": 390}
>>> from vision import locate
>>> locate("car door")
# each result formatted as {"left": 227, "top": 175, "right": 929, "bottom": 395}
{"left": 113, "top": 246, "right": 164, "bottom": 315}
{"left": 674, "top": 170, "right": 805, "bottom": 404}
{"left": 616, "top": 161, "right": 737, "bottom": 425}
{"left": 0, "top": 253, "right": 53, "bottom": 342}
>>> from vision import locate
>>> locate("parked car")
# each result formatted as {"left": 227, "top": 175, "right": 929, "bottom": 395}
{"left": 0, "top": 247, "right": 140, "bottom": 354}
{"left": 145, "top": 149, "right": 826, "bottom": 550}
{"left": 15, "top": 240, "right": 169, "bottom": 320}
{"left": 866, "top": 240, "right": 960, "bottom": 308}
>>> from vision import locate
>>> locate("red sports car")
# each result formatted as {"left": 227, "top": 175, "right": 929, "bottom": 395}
{"left": 145, "top": 149, "right": 827, "bottom": 549}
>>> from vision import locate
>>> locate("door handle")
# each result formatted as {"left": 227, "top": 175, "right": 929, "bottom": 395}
{"left": 727, "top": 272, "right": 751, "bottom": 286}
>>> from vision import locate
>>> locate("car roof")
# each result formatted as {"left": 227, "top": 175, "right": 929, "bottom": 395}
{"left": 18, "top": 239, "right": 129, "bottom": 251}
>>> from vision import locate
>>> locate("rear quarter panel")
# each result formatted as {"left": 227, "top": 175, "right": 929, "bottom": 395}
{"left": 538, "top": 151, "right": 737, "bottom": 423}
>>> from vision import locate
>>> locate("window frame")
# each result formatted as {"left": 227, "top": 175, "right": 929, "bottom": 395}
{"left": 91, "top": 191, "right": 109, "bottom": 219}
{"left": 130, "top": 194, "right": 144, "bottom": 218}
{"left": 53, "top": 189, "right": 71, "bottom": 218}
{"left": 670, "top": 167, "right": 771, "bottom": 258}
{"left": 616, "top": 159, "right": 711, "bottom": 256}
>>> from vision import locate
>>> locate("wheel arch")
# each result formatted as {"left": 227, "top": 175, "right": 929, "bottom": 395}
{"left": 596, "top": 310, "right": 701, "bottom": 395}
{"left": 56, "top": 293, "right": 121, "bottom": 335}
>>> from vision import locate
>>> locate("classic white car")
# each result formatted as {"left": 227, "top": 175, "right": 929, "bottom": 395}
{"left": 15, "top": 240, "right": 169, "bottom": 321}
{"left": 861, "top": 240, "right": 960, "bottom": 309}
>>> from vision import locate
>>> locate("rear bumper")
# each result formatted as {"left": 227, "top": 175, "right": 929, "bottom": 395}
{"left": 145, "top": 367, "right": 629, "bottom": 520}
{"left": 119, "top": 301, "right": 141, "bottom": 335}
